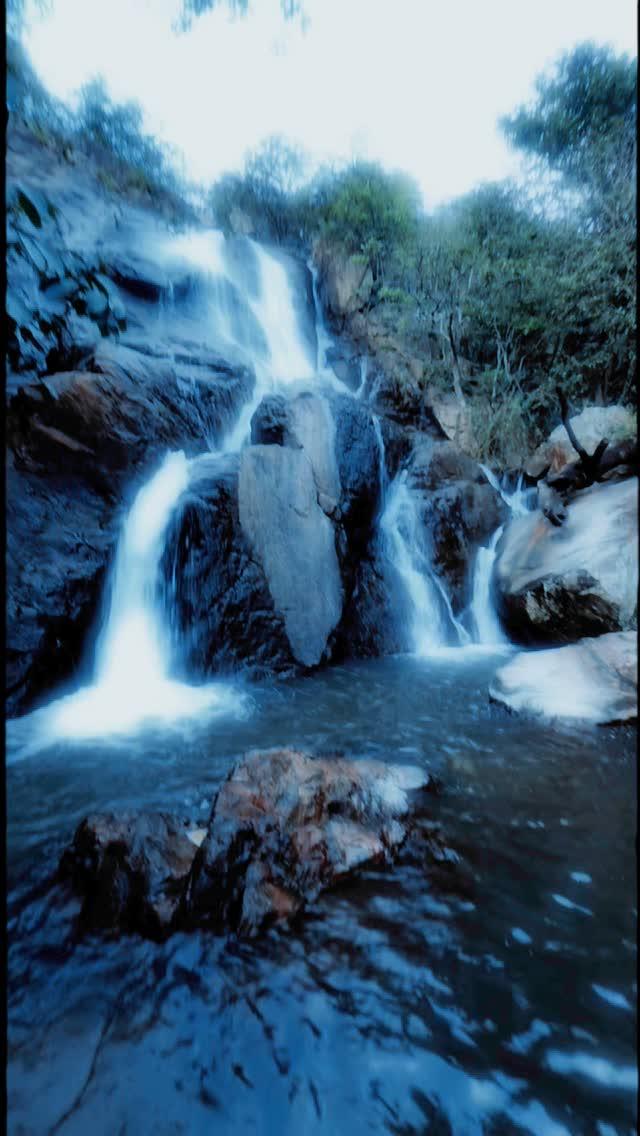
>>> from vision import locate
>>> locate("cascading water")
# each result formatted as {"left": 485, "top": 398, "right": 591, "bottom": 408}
{"left": 466, "top": 466, "right": 537, "bottom": 647}
{"left": 469, "top": 525, "right": 507, "bottom": 645}
{"left": 380, "top": 473, "right": 470, "bottom": 654}
{"left": 44, "top": 453, "right": 242, "bottom": 740}
{"left": 29, "top": 229, "right": 327, "bottom": 743}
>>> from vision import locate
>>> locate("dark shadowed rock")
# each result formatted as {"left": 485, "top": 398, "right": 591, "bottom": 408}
{"left": 58, "top": 812, "right": 203, "bottom": 938}
{"left": 250, "top": 393, "right": 289, "bottom": 445}
{"left": 160, "top": 454, "right": 297, "bottom": 679}
{"left": 185, "top": 748, "right": 433, "bottom": 935}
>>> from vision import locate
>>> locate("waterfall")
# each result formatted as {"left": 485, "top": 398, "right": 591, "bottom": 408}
{"left": 479, "top": 464, "right": 535, "bottom": 517}
{"left": 469, "top": 526, "right": 507, "bottom": 645}
{"left": 380, "top": 473, "right": 469, "bottom": 654}
{"left": 373, "top": 414, "right": 387, "bottom": 498}
{"left": 467, "top": 466, "right": 536, "bottom": 647}
{"left": 47, "top": 453, "right": 242, "bottom": 740}
{"left": 37, "top": 231, "right": 327, "bottom": 741}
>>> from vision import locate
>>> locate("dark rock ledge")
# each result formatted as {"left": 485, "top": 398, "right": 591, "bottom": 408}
{"left": 58, "top": 748, "right": 448, "bottom": 940}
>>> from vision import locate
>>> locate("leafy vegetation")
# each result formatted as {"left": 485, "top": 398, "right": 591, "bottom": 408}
{"left": 205, "top": 43, "right": 635, "bottom": 463}
{"left": 7, "top": 36, "right": 192, "bottom": 220}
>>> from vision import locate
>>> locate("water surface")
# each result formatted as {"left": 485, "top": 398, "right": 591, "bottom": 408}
{"left": 6, "top": 654, "right": 637, "bottom": 1135}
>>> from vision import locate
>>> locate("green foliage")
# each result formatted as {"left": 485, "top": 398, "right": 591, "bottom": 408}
{"left": 315, "top": 162, "right": 421, "bottom": 284}
{"left": 7, "top": 38, "right": 191, "bottom": 220}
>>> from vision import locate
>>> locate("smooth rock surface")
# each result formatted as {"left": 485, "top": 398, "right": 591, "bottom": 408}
{"left": 496, "top": 478, "right": 638, "bottom": 643}
{"left": 239, "top": 446, "right": 343, "bottom": 666}
{"left": 490, "top": 632, "right": 637, "bottom": 724}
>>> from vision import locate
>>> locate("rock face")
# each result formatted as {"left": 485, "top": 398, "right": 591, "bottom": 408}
{"left": 163, "top": 389, "right": 385, "bottom": 679}
{"left": 490, "top": 632, "right": 637, "bottom": 725}
{"left": 526, "top": 406, "right": 637, "bottom": 479}
{"left": 59, "top": 749, "right": 435, "bottom": 939}
{"left": 239, "top": 446, "right": 343, "bottom": 667}
{"left": 495, "top": 478, "right": 638, "bottom": 644}
{"left": 185, "top": 748, "right": 432, "bottom": 935}
{"left": 160, "top": 455, "right": 296, "bottom": 678}
{"left": 407, "top": 439, "right": 507, "bottom": 613}
{"left": 58, "top": 812, "right": 203, "bottom": 938}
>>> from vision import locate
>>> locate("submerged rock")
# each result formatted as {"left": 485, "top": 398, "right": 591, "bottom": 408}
{"left": 495, "top": 478, "right": 638, "bottom": 644}
{"left": 490, "top": 632, "right": 637, "bottom": 725}
{"left": 59, "top": 750, "right": 435, "bottom": 939}
{"left": 185, "top": 748, "right": 433, "bottom": 935}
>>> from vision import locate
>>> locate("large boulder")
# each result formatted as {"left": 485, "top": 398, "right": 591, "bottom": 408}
{"left": 313, "top": 240, "right": 373, "bottom": 327}
{"left": 160, "top": 455, "right": 296, "bottom": 678}
{"left": 490, "top": 632, "right": 637, "bottom": 725}
{"left": 185, "top": 748, "right": 433, "bottom": 936}
{"left": 239, "top": 445, "right": 343, "bottom": 667}
{"left": 526, "top": 406, "right": 637, "bottom": 479}
{"left": 495, "top": 478, "right": 638, "bottom": 644}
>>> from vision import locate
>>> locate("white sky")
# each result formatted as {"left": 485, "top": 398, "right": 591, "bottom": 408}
{"left": 24, "top": 0, "right": 637, "bottom": 208}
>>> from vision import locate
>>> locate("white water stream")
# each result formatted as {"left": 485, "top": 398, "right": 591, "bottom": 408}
{"left": 34, "top": 230, "right": 325, "bottom": 743}
{"left": 18, "top": 226, "right": 537, "bottom": 745}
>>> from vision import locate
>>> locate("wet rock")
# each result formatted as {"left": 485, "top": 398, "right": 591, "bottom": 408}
{"left": 239, "top": 445, "right": 343, "bottom": 666}
{"left": 185, "top": 748, "right": 433, "bottom": 935}
{"left": 160, "top": 454, "right": 296, "bottom": 678}
{"left": 250, "top": 393, "right": 288, "bottom": 445}
{"left": 407, "top": 440, "right": 507, "bottom": 612}
{"left": 489, "top": 631, "right": 637, "bottom": 725}
{"left": 58, "top": 812, "right": 201, "bottom": 938}
{"left": 495, "top": 478, "right": 638, "bottom": 644}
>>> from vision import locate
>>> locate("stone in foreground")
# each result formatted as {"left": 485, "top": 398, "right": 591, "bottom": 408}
{"left": 185, "top": 748, "right": 433, "bottom": 935}
{"left": 489, "top": 632, "right": 637, "bottom": 725}
{"left": 58, "top": 750, "right": 434, "bottom": 939}
{"left": 58, "top": 812, "right": 201, "bottom": 938}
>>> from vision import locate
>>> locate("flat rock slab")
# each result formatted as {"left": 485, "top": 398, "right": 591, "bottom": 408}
{"left": 59, "top": 749, "right": 435, "bottom": 939}
{"left": 489, "top": 632, "right": 637, "bottom": 725}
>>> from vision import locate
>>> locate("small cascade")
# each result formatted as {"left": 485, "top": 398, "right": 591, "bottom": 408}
{"left": 373, "top": 414, "right": 387, "bottom": 499}
{"left": 480, "top": 464, "right": 535, "bottom": 517}
{"left": 466, "top": 466, "right": 536, "bottom": 647}
{"left": 309, "top": 258, "right": 335, "bottom": 376}
{"left": 469, "top": 525, "right": 507, "bottom": 645}
{"left": 380, "top": 473, "right": 469, "bottom": 654}
{"left": 355, "top": 357, "right": 369, "bottom": 400}
{"left": 46, "top": 453, "right": 242, "bottom": 740}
